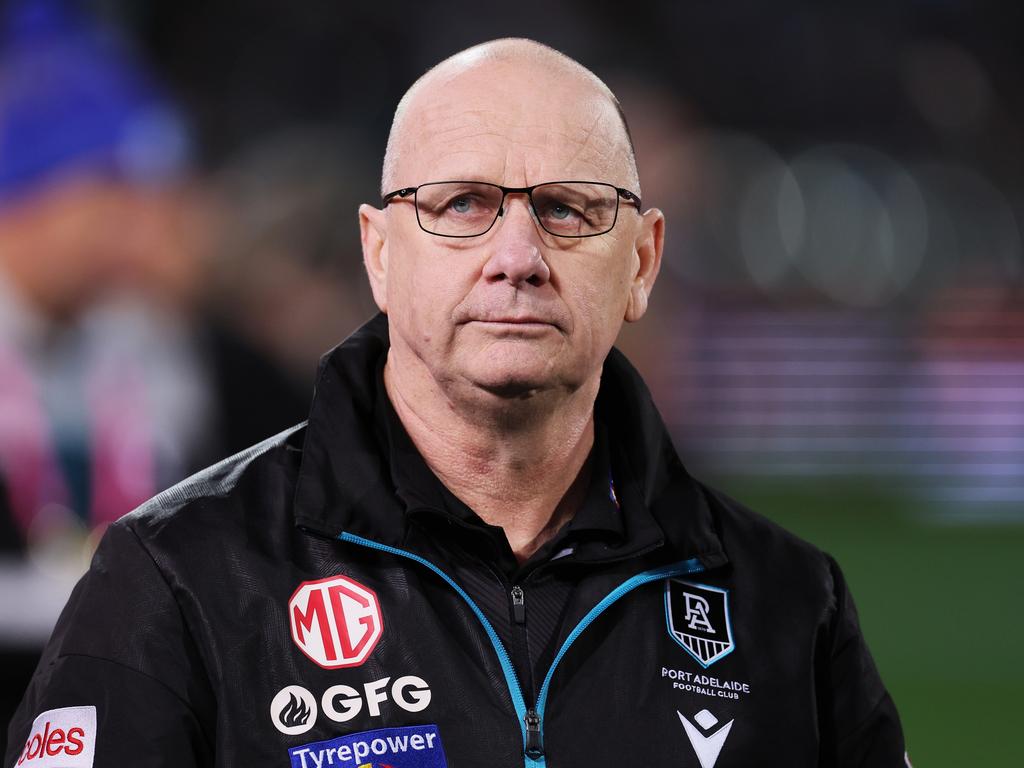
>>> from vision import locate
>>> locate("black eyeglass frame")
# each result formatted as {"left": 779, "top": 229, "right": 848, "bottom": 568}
{"left": 381, "top": 180, "right": 643, "bottom": 239}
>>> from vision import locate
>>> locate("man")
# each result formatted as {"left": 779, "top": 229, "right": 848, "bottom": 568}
{"left": 6, "top": 39, "right": 906, "bottom": 767}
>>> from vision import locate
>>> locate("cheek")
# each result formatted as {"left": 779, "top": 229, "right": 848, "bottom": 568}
{"left": 386, "top": 248, "right": 472, "bottom": 341}
{"left": 562, "top": 256, "right": 633, "bottom": 345}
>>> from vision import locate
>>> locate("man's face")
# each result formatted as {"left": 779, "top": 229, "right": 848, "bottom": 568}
{"left": 363, "top": 59, "right": 662, "bottom": 404}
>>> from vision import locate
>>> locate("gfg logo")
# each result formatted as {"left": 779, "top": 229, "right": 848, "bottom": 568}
{"left": 271, "top": 676, "right": 432, "bottom": 735}
{"left": 271, "top": 686, "right": 318, "bottom": 736}
{"left": 289, "top": 575, "right": 383, "bottom": 669}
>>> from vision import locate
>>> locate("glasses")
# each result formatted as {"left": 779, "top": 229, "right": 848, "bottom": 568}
{"left": 382, "top": 181, "right": 642, "bottom": 238}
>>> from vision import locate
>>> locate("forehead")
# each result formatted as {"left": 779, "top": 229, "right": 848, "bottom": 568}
{"left": 397, "top": 61, "right": 632, "bottom": 186}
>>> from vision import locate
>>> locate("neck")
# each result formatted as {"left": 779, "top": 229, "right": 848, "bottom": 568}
{"left": 383, "top": 351, "right": 599, "bottom": 564}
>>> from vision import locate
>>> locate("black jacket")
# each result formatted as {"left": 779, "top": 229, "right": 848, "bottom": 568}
{"left": 6, "top": 315, "right": 905, "bottom": 767}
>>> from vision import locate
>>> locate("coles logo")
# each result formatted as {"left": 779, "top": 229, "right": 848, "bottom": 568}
{"left": 16, "top": 706, "right": 96, "bottom": 767}
{"left": 290, "top": 575, "right": 383, "bottom": 669}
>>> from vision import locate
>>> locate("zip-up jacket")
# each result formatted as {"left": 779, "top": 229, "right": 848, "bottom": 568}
{"left": 6, "top": 315, "right": 906, "bottom": 767}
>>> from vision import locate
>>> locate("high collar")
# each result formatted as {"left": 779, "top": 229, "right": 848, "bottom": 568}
{"left": 384, "top": 374, "right": 625, "bottom": 541}
{"left": 293, "top": 313, "right": 727, "bottom": 571}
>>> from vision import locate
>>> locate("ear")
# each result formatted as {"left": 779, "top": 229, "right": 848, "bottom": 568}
{"left": 624, "top": 208, "right": 665, "bottom": 323}
{"left": 360, "top": 203, "right": 389, "bottom": 313}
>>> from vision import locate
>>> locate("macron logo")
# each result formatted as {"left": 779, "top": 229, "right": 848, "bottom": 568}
{"left": 678, "top": 709, "right": 733, "bottom": 768}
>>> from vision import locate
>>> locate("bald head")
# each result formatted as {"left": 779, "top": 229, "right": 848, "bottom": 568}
{"left": 359, "top": 37, "right": 665, "bottom": 429}
{"left": 380, "top": 38, "right": 638, "bottom": 195}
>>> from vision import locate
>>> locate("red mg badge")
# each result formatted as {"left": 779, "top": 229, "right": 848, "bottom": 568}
{"left": 289, "top": 575, "right": 383, "bottom": 668}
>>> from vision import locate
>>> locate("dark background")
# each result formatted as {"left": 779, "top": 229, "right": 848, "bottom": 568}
{"left": 2, "top": 1, "right": 1023, "bottom": 763}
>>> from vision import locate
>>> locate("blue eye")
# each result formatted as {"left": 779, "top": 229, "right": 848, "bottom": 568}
{"left": 450, "top": 197, "right": 472, "bottom": 213}
{"left": 549, "top": 204, "right": 573, "bottom": 220}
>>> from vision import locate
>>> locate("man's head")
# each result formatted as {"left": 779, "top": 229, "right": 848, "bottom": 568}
{"left": 360, "top": 38, "right": 664, "bottom": 416}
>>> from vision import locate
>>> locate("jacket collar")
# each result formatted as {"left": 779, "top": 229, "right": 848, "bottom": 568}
{"left": 293, "top": 313, "right": 727, "bottom": 570}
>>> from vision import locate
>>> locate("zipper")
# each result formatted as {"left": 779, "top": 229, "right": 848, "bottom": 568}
{"left": 338, "top": 533, "right": 530, "bottom": 747}
{"left": 510, "top": 583, "right": 538, "bottom": 708}
{"left": 531, "top": 557, "right": 704, "bottom": 757}
{"left": 511, "top": 585, "right": 526, "bottom": 624}
{"left": 339, "top": 531, "right": 702, "bottom": 767}
{"left": 525, "top": 708, "right": 543, "bottom": 757}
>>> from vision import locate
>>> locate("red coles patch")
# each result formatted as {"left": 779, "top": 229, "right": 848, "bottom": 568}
{"left": 17, "top": 706, "right": 96, "bottom": 767}
{"left": 289, "top": 575, "right": 384, "bottom": 668}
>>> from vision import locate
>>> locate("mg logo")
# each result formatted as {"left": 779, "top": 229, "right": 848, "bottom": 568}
{"left": 289, "top": 575, "right": 384, "bottom": 668}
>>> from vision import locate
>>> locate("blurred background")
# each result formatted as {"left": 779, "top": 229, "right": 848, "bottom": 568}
{"left": 1, "top": 0, "right": 1022, "bottom": 763}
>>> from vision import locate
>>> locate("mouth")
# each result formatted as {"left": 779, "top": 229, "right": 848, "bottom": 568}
{"left": 466, "top": 317, "right": 560, "bottom": 334}
{"left": 478, "top": 316, "right": 550, "bottom": 324}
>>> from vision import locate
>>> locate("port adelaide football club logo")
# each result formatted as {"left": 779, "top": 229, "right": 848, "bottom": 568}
{"left": 666, "top": 580, "right": 734, "bottom": 667}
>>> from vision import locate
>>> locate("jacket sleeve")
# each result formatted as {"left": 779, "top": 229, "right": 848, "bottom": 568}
{"left": 5, "top": 520, "right": 215, "bottom": 767}
{"left": 819, "top": 554, "right": 908, "bottom": 768}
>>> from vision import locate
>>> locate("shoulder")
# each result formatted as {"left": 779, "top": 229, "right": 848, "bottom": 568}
{"left": 115, "top": 422, "right": 308, "bottom": 563}
{"left": 53, "top": 422, "right": 313, "bottom": 664}
{"left": 132, "top": 422, "right": 306, "bottom": 519}
{"left": 694, "top": 479, "right": 840, "bottom": 605}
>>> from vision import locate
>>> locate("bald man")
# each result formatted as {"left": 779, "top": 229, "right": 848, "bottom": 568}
{"left": 7, "top": 40, "right": 907, "bottom": 767}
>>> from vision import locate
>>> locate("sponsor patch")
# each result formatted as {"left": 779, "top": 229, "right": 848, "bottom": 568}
{"left": 289, "top": 575, "right": 384, "bottom": 669}
{"left": 271, "top": 676, "right": 433, "bottom": 735}
{"left": 288, "top": 724, "right": 447, "bottom": 768}
{"left": 678, "top": 709, "right": 734, "bottom": 768}
{"left": 15, "top": 706, "right": 96, "bottom": 767}
{"left": 665, "top": 580, "right": 735, "bottom": 668}
{"left": 272, "top": 686, "right": 318, "bottom": 735}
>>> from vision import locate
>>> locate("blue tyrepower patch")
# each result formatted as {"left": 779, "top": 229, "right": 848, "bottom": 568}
{"left": 288, "top": 724, "right": 448, "bottom": 768}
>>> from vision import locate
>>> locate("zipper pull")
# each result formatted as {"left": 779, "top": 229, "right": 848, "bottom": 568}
{"left": 525, "top": 708, "right": 543, "bottom": 758}
{"left": 511, "top": 585, "right": 526, "bottom": 624}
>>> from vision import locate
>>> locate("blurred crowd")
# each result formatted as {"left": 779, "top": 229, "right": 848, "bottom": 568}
{"left": 1, "top": 0, "right": 1023, "bottom": 734}
{"left": 0, "top": 0, "right": 361, "bottom": 569}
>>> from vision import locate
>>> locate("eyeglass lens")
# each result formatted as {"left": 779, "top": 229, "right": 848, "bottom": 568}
{"left": 414, "top": 181, "right": 620, "bottom": 237}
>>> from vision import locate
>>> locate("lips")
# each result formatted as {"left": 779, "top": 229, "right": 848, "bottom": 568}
{"left": 452, "top": 300, "right": 570, "bottom": 333}
{"left": 467, "top": 316, "right": 559, "bottom": 333}
{"left": 475, "top": 316, "right": 551, "bottom": 325}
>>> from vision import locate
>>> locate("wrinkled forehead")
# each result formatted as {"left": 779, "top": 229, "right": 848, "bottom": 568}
{"left": 394, "top": 61, "right": 634, "bottom": 187}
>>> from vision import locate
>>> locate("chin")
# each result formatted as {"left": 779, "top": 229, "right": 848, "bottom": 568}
{"left": 450, "top": 340, "right": 585, "bottom": 400}
{"left": 463, "top": 359, "right": 581, "bottom": 403}
{"left": 464, "top": 366, "right": 550, "bottom": 399}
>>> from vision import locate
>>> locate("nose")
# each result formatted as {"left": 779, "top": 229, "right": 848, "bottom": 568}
{"left": 481, "top": 196, "right": 551, "bottom": 287}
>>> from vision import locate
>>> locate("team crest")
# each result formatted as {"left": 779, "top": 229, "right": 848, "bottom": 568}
{"left": 665, "top": 580, "right": 734, "bottom": 667}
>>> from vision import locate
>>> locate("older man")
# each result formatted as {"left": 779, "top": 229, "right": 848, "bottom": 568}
{"left": 6, "top": 39, "right": 906, "bottom": 767}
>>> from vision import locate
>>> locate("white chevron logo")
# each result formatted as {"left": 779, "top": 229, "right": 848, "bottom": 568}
{"left": 679, "top": 709, "right": 734, "bottom": 768}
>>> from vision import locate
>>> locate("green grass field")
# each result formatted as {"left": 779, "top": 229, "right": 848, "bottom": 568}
{"left": 713, "top": 476, "right": 1024, "bottom": 767}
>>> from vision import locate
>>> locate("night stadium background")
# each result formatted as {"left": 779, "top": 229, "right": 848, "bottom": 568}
{"left": 1, "top": 1, "right": 1022, "bottom": 764}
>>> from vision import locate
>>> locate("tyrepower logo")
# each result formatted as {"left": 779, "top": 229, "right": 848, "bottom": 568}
{"left": 289, "top": 575, "right": 383, "bottom": 669}
{"left": 16, "top": 706, "right": 96, "bottom": 767}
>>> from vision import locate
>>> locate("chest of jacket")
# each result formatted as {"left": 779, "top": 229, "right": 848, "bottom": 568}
{"left": 189, "top": 533, "right": 828, "bottom": 768}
